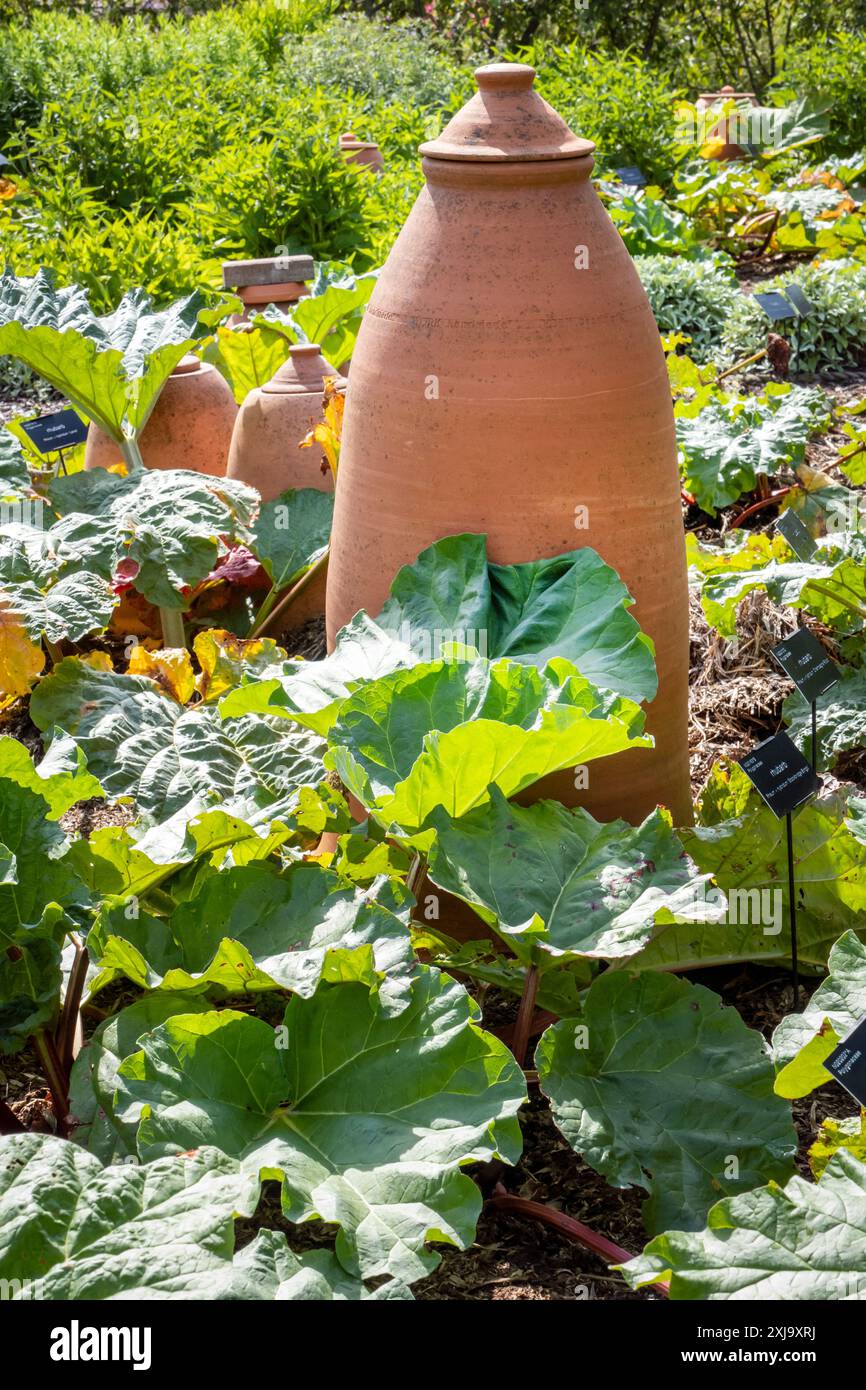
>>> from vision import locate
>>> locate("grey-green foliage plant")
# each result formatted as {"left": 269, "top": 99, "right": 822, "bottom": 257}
{"left": 635, "top": 255, "right": 741, "bottom": 363}
{"left": 721, "top": 262, "right": 866, "bottom": 373}
{"left": 281, "top": 15, "right": 463, "bottom": 109}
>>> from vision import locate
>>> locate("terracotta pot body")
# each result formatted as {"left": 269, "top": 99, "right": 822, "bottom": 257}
{"left": 339, "top": 132, "right": 384, "bottom": 173}
{"left": 84, "top": 356, "right": 237, "bottom": 476}
{"left": 226, "top": 344, "right": 346, "bottom": 500}
{"left": 696, "top": 86, "right": 759, "bottom": 160}
{"left": 326, "top": 63, "right": 691, "bottom": 827}
{"left": 227, "top": 345, "right": 346, "bottom": 627}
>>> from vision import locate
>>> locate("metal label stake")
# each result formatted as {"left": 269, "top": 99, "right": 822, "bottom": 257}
{"left": 738, "top": 732, "right": 821, "bottom": 1009}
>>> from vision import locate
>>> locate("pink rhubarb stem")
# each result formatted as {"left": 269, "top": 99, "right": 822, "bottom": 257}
{"left": 490, "top": 1189, "right": 670, "bottom": 1298}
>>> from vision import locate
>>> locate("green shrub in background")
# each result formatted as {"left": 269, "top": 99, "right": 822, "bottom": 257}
{"left": 720, "top": 261, "right": 866, "bottom": 373}
{"left": 635, "top": 256, "right": 740, "bottom": 363}
{"left": 510, "top": 42, "right": 682, "bottom": 185}
{"left": 771, "top": 32, "right": 866, "bottom": 159}
{"left": 282, "top": 15, "right": 465, "bottom": 110}
{"left": 0, "top": 4, "right": 864, "bottom": 332}
{"left": 190, "top": 128, "right": 374, "bottom": 264}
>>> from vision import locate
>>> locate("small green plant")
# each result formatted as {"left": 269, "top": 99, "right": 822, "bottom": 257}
{"left": 635, "top": 255, "right": 740, "bottom": 362}
{"left": 721, "top": 261, "right": 866, "bottom": 373}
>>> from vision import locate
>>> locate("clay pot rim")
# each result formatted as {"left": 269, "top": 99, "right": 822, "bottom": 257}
{"left": 697, "top": 89, "right": 758, "bottom": 103}
{"left": 339, "top": 134, "right": 380, "bottom": 151}
{"left": 239, "top": 282, "right": 309, "bottom": 305}
{"left": 421, "top": 154, "right": 594, "bottom": 187}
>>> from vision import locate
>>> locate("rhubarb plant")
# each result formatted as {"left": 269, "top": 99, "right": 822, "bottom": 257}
{"left": 688, "top": 529, "right": 866, "bottom": 635}
{"left": 0, "top": 269, "right": 226, "bottom": 462}
{"left": 676, "top": 384, "right": 830, "bottom": 515}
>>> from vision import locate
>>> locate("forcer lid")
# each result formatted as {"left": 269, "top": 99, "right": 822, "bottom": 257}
{"left": 419, "top": 64, "right": 594, "bottom": 163}
{"left": 171, "top": 354, "right": 203, "bottom": 376}
{"left": 262, "top": 343, "right": 347, "bottom": 396}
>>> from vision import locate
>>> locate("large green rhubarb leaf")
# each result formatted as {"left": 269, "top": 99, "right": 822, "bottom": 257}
{"left": 622, "top": 1150, "right": 866, "bottom": 1300}
{"left": 624, "top": 763, "right": 866, "bottom": 972}
{"left": 275, "top": 266, "right": 377, "bottom": 367}
{"left": 427, "top": 787, "right": 723, "bottom": 966}
{"left": 783, "top": 664, "right": 866, "bottom": 771}
{"left": 0, "top": 1131, "right": 399, "bottom": 1300}
{"left": 0, "top": 525, "right": 116, "bottom": 699}
{"left": 218, "top": 611, "right": 416, "bottom": 734}
{"left": 0, "top": 773, "right": 84, "bottom": 945}
{"left": 87, "top": 861, "right": 415, "bottom": 1013}
{"left": 31, "top": 657, "right": 326, "bottom": 824}
{"left": 251, "top": 488, "right": 333, "bottom": 592}
{"left": 48, "top": 469, "right": 257, "bottom": 610}
{"left": 0, "top": 427, "right": 34, "bottom": 498}
{"left": 376, "top": 533, "right": 657, "bottom": 702}
{"left": 772, "top": 930, "right": 866, "bottom": 1099}
{"left": 205, "top": 324, "right": 291, "bottom": 405}
{"left": 689, "top": 530, "right": 866, "bottom": 636}
{"left": 219, "top": 1228, "right": 412, "bottom": 1300}
{"left": 69, "top": 993, "right": 212, "bottom": 1162}
{"left": 676, "top": 386, "right": 829, "bottom": 515}
{"left": 0, "top": 732, "right": 102, "bottom": 819}
{"left": 220, "top": 533, "right": 657, "bottom": 732}
{"left": 0, "top": 270, "right": 220, "bottom": 442}
{"left": 537, "top": 971, "right": 796, "bottom": 1235}
{"left": 114, "top": 967, "right": 526, "bottom": 1283}
{"left": 0, "top": 1132, "right": 264, "bottom": 1299}
{"left": 327, "top": 656, "right": 650, "bottom": 839}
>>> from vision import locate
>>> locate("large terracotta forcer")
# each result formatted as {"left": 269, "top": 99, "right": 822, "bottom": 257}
{"left": 84, "top": 355, "right": 237, "bottom": 476}
{"left": 226, "top": 344, "right": 346, "bottom": 500}
{"left": 326, "top": 63, "right": 691, "bottom": 827}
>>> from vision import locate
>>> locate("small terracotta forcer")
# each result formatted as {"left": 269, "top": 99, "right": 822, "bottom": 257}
{"left": 696, "top": 86, "right": 759, "bottom": 160}
{"left": 226, "top": 344, "right": 346, "bottom": 501}
{"left": 338, "top": 132, "right": 384, "bottom": 173}
{"left": 228, "top": 344, "right": 346, "bottom": 626}
{"left": 84, "top": 355, "right": 237, "bottom": 476}
{"left": 222, "top": 255, "right": 315, "bottom": 325}
{"left": 326, "top": 63, "right": 692, "bottom": 828}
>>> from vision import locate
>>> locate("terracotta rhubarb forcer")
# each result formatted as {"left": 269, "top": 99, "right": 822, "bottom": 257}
{"left": 222, "top": 255, "right": 315, "bottom": 325}
{"left": 226, "top": 344, "right": 346, "bottom": 500}
{"left": 227, "top": 345, "right": 346, "bottom": 626}
{"left": 339, "top": 132, "right": 385, "bottom": 174}
{"left": 696, "top": 86, "right": 759, "bottom": 160}
{"left": 326, "top": 62, "right": 691, "bottom": 827}
{"left": 84, "top": 355, "right": 237, "bottom": 477}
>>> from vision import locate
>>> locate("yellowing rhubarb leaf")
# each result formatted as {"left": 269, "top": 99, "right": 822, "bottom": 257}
{"left": 0, "top": 599, "right": 44, "bottom": 700}
{"left": 300, "top": 379, "right": 344, "bottom": 484}
{"left": 194, "top": 629, "right": 283, "bottom": 703}
{"left": 128, "top": 645, "right": 195, "bottom": 704}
